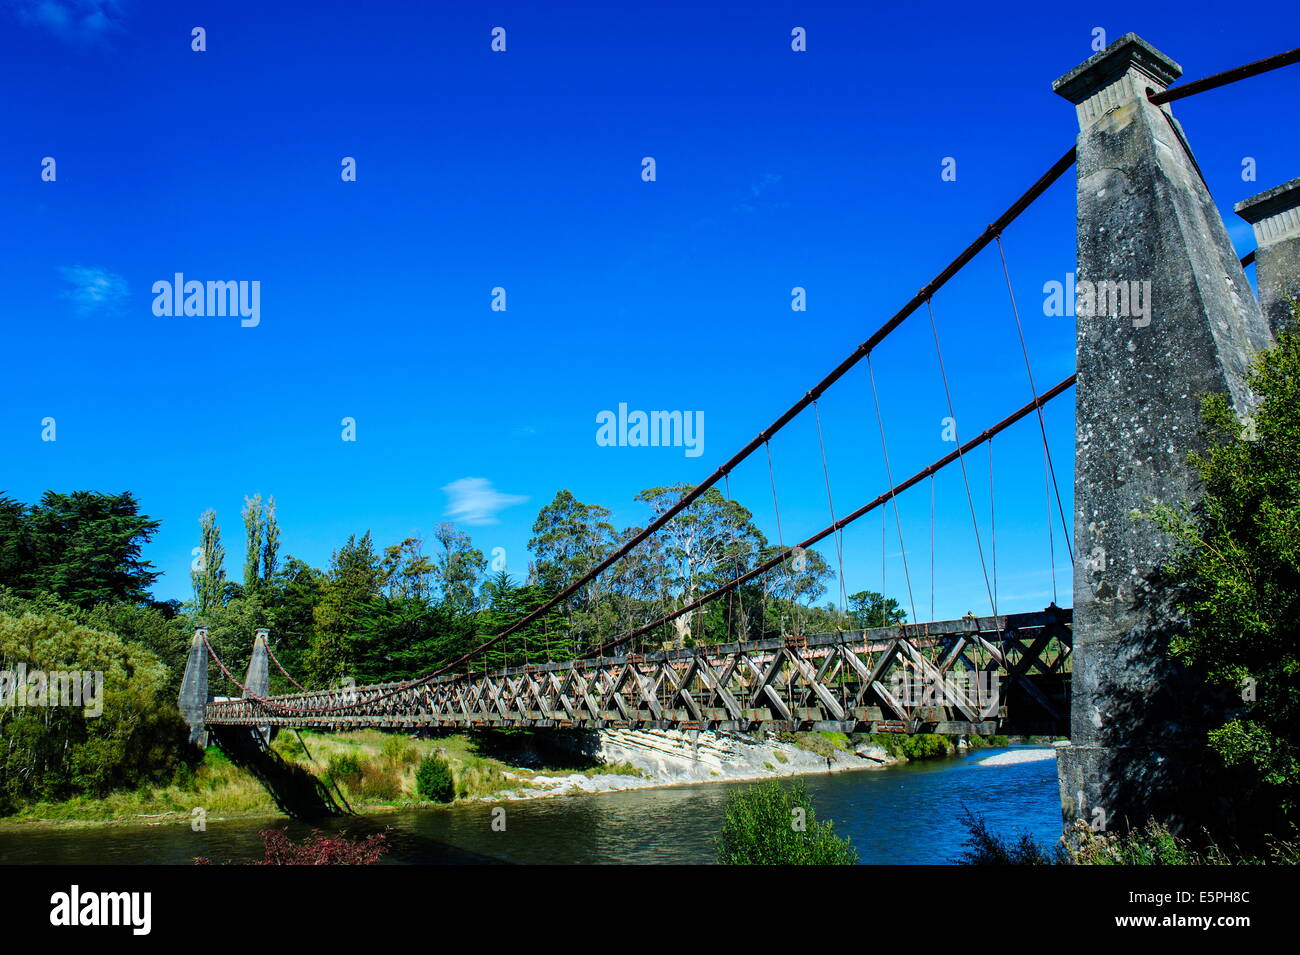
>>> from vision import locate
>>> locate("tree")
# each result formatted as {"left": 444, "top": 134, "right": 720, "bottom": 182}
{"left": 5, "top": 491, "right": 161, "bottom": 608}
{"left": 1145, "top": 324, "right": 1300, "bottom": 818}
{"left": 528, "top": 491, "right": 616, "bottom": 647}
{"left": 262, "top": 496, "right": 281, "bottom": 583}
{"left": 433, "top": 523, "right": 485, "bottom": 613}
{"left": 846, "top": 590, "right": 907, "bottom": 629}
{"left": 240, "top": 494, "right": 282, "bottom": 597}
{"left": 715, "top": 781, "right": 858, "bottom": 865}
{"left": 261, "top": 555, "right": 325, "bottom": 689}
{"left": 242, "top": 495, "right": 264, "bottom": 596}
{"left": 476, "top": 569, "right": 569, "bottom": 665}
{"left": 192, "top": 509, "right": 226, "bottom": 614}
{"left": 0, "top": 495, "right": 27, "bottom": 586}
{"left": 381, "top": 536, "right": 436, "bottom": 602}
{"left": 304, "top": 533, "right": 383, "bottom": 687}
{"left": 634, "top": 484, "right": 766, "bottom": 645}
{"left": 764, "top": 546, "right": 834, "bottom": 636}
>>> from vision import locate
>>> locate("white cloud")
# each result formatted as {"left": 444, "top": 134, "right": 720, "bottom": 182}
{"left": 60, "top": 265, "right": 128, "bottom": 314}
{"left": 441, "top": 477, "right": 527, "bottom": 526}
{"left": 7, "top": 1, "right": 127, "bottom": 46}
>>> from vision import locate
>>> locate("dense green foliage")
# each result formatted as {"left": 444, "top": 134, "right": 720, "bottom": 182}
{"left": 716, "top": 781, "right": 858, "bottom": 864}
{"left": 1145, "top": 326, "right": 1300, "bottom": 815}
{"left": 0, "top": 602, "right": 192, "bottom": 814}
{"left": 0, "top": 491, "right": 160, "bottom": 606}
{"left": 870, "top": 732, "right": 954, "bottom": 760}
{"left": 415, "top": 755, "right": 455, "bottom": 803}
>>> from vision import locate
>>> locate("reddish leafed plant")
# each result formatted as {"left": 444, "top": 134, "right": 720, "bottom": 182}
{"left": 259, "top": 827, "right": 390, "bottom": 865}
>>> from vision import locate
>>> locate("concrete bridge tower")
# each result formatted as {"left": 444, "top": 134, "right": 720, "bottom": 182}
{"left": 1236, "top": 178, "right": 1300, "bottom": 335}
{"left": 178, "top": 628, "right": 209, "bottom": 747}
{"left": 244, "top": 629, "right": 273, "bottom": 743}
{"left": 1052, "top": 34, "right": 1272, "bottom": 835}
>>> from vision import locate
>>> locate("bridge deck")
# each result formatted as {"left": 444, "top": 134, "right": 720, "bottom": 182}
{"left": 205, "top": 607, "right": 1071, "bottom": 735}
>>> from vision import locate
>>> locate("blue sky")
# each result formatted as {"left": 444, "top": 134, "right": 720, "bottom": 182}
{"left": 2, "top": 0, "right": 1297, "bottom": 619}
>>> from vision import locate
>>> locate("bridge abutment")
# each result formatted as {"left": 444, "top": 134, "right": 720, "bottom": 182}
{"left": 1052, "top": 34, "right": 1272, "bottom": 837}
{"left": 1236, "top": 178, "right": 1300, "bottom": 335}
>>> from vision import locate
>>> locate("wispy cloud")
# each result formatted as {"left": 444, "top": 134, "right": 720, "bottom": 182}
{"left": 7, "top": 1, "right": 126, "bottom": 46}
{"left": 60, "top": 265, "right": 128, "bottom": 315}
{"left": 441, "top": 477, "right": 527, "bottom": 526}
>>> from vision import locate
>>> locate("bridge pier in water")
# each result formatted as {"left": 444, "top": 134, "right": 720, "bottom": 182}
{"left": 1053, "top": 35, "right": 1273, "bottom": 836}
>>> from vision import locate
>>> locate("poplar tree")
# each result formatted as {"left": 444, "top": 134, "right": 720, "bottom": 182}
{"left": 242, "top": 494, "right": 264, "bottom": 594}
{"left": 192, "top": 509, "right": 226, "bottom": 614}
{"left": 262, "top": 496, "right": 281, "bottom": 583}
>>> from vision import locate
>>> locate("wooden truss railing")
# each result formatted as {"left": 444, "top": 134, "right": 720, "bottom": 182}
{"left": 205, "top": 606, "right": 1071, "bottom": 735}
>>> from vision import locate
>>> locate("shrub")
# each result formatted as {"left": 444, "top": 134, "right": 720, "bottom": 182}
{"left": 954, "top": 808, "right": 1065, "bottom": 865}
{"left": 716, "top": 781, "right": 858, "bottom": 865}
{"left": 415, "top": 755, "right": 454, "bottom": 803}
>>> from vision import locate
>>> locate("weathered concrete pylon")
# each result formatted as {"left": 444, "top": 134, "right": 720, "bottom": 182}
{"left": 1236, "top": 178, "right": 1300, "bottom": 335}
{"left": 244, "top": 628, "right": 271, "bottom": 699}
{"left": 178, "top": 628, "right": 210, "bottom": 747}
{"left": 1052, "top": 34, "right": 1272, "bottom": 835}
{"left": 244, "top": 628, "right": 273, "bottom": 743}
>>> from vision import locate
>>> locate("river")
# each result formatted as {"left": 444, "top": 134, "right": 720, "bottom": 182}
{"left": 0, "top": 747, "right": 1062, "bottom": 865}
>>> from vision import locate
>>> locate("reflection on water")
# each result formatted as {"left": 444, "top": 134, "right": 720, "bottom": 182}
{"left": 0, "top": 748, "right": 1061, "bottom": 865}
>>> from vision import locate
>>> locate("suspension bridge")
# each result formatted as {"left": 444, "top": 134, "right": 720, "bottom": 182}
{"left": 183, "top": 35, "right": 1298, "bottom": 832}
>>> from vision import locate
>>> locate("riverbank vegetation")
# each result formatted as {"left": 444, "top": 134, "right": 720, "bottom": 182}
{"left": 788, "top": 729, "right": 1019, "bottom": 763}
{"left": 959, "top": 812, "right": 1300, "bottom": 866}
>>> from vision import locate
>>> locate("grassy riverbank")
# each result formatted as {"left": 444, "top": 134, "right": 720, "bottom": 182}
{"left": 0, "top": 730, "right": 640, "bottom": 827}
